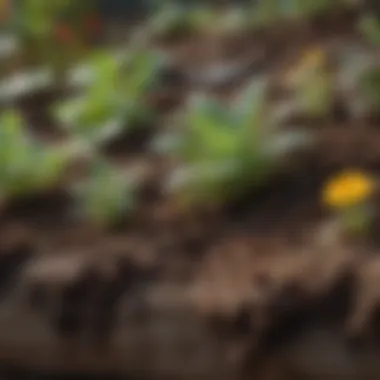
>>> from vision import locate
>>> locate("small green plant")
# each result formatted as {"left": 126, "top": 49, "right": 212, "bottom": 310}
{"left": 0, "top": 109, "right": 74, "bottom": 201}
{"left": 72, "top": 159, "right": 136, "bottom": 227}
{"left": 55, "top": 49, "right": 164, "bottom": 144}
{"left": 160, "top": 79, "right": 311, "bottom": 207}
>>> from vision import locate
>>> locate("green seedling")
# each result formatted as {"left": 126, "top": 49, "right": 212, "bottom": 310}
{"left": 161, "top": 78, "right": 312, "bottom": 207}
{"left": 55, "top": 49, "right": 164, "bottom": 144}
{"left": 0, "top": 109, "right": 74, "bottom": 200}
{"left": 72, "top": 159, "right": 136, "bottom": 227}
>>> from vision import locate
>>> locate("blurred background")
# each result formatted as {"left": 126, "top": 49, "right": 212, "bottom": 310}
{"left": 0, "top": 1, "right": 380, "bottom": 380}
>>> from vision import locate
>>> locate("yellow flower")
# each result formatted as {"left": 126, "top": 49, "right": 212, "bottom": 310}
{"left": 322, "top": 170, "right": 375, "bottom": 209}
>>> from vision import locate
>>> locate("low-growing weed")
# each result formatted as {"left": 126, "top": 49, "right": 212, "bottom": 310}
{"left": 54, "top": 49, "right": 165, "bottom": 145}
{"left": 159, "top": 78, "right": 312, "bottom": 207}
{"left": 0, "top": 109, "right": 74, "bottom": 201}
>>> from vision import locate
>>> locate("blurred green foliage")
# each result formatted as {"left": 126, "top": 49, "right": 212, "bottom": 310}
{"left": 55, "top": 49, "right": 165, "bottom": 144}
{"left": 0, "top": 110, "right": 73, "bottom": 199}
{"left": 163, "top": 79, "right": 311, "bottom": 206}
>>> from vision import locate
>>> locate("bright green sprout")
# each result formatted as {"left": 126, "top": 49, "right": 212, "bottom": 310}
{"left": 54, "top": 49, "right": 165, "bottom": 144}
{"left": 159, "top": 78, "right": 312, "bottom": 207}
{"left": 0, "top": 109, "right": 74, "bottom": 200}
{"left": 73, "top": 159, "right": 136, "bottom": 227}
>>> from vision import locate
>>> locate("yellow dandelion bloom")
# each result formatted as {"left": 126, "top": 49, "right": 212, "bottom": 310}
{"left": 322, "top": 170, "right": 375, "bottom": 209}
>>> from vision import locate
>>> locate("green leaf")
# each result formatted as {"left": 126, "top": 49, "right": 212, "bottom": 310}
{"left": 168, "top": 77, "right": 312, "bottom": 207}
{"left": 185, "top": 95, "right": 237, "bottom": 161}
{"left": 55, "top": 49, "right": 161, "bottom": 143}
{"left": 0, "top": 110, "right": 71, "bottom": 198}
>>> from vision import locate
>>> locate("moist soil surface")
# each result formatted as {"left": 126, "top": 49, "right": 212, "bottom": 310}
{"left": 3, "top": 5, "right": 380, "bottom": 380}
